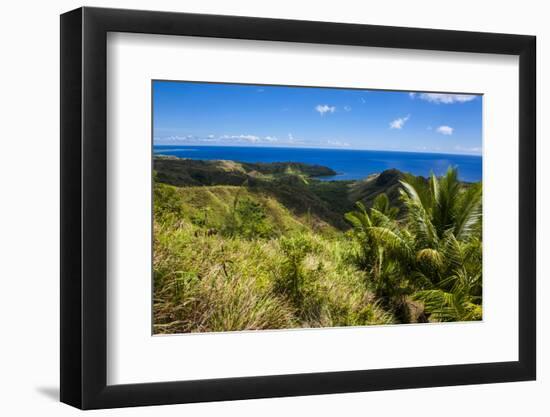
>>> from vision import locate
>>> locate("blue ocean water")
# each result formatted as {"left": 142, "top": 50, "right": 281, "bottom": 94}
{"left": 154, "top": 145, "right": 482, "bottom": 182}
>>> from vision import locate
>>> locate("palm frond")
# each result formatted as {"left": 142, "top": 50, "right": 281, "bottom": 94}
{"left": 416, "top": 248, "right": 444, "bottom": 271}
{"left": 400, "top": 181, "right": 439, "bottom": 248}
{"left": 454, "top": 182, "right": 482, "bottom": 241}
{"left": 367, "top": 226, "right": 413, "bottom": 261}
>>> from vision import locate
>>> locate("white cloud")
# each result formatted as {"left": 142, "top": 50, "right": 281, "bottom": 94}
{"left": 344, "top": 105, "right": 352, "bottom": 112}
{"left": 157, "top": 132, "right": 316, "bottom": 146}
{"left": 220, "top": 134, "right": 260, "bottom": 142}
{"left": 389, "top": 114, "right": 410, "bottom": 129}
{"left": 409, "top": 92, "right": 416, "bottom": 98}
{"left": 326, "top": 140, "right": 350, "bottom": 147}
{"left": 436, "top": 125, "right": 454, "bottom": 135}
{"left": 418, "top": 93, "right": 477, "bottom": 104}
{"left": 240, "top": 135, "right": 259, "bottom": 142}
{"left": 155, "top": 135, "right": 187, "bottom": 142}
{"left": 315, "top": 104, "right": 336, "bottom": 116}
{"left": 360, "top": 97, "right": 366, "bottom": 104}
{"left": 454, "top": 145, "right": 482, "bottom": 154}
{"left": 157, "top": 133, "right": 280, "bottom": 145}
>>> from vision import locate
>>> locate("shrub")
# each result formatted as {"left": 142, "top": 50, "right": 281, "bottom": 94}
{"left": 223, "top": 195, "right": 274, "bottom": 239}
{"left": 275, "top": 234, "right": 315, "bottom": 302}
{"left": 153, "top": 181, "right": 183, "bottom": 219}
{"left": 273, "top": 234, "right": 395, "bottom": 327}
{"left": 235, "top": 198, "right": 274, "bottom": 238}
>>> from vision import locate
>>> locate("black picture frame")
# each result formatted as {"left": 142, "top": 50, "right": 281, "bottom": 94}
{"left": 60, "top": 6, "right": 536, "bottom": 410}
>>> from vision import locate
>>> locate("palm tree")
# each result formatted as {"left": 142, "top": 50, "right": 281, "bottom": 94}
{"left": 400, "top": 167, "right": 483, "bottom": 321}
{"left": 345, "top": 167, "right": 483, "bottom": 323}
{"left": 413, "top": 231, "right": 482, "bottom": 321}
{"left": 400, "top": 167, "right": 482, "bottom": 244}
{"left": 345, "top": 195, "right": 415, "bottom": 316}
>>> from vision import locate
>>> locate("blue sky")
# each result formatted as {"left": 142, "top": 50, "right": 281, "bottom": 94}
{"left": 153, "top": 81, "right": 482, "bottom": 155}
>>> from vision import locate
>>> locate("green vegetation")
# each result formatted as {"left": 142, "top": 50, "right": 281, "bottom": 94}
{"left": 153, "top": 157, "right": 482, "bottom": 333}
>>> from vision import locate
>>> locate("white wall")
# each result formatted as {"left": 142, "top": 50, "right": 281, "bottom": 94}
{"left": 0, "top": 0, "right": 546, "bottom": 415}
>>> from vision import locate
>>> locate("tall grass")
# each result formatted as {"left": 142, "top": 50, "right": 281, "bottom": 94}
{"left": 153, "top": 185, "right": 394, "bottom": 333}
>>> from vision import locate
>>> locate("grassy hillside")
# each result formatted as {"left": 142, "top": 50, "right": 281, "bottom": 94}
{"left": 155, "top": 157, "right": 355, "bottom": 230}
{"left": 153, "top": 157, "right": 426, "bottom": 230}
{"left": 154, "top": 156, "right": 337, "bottom": 187}
{"left": 153, "top": 157, "right": 483, "bottom": 333}
{"left": 154, "top": 182, "right": 394, "bottom": 333}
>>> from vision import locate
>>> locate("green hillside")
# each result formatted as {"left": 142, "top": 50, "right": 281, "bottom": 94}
{"left": 153, "top": 157, "right": 483, "bottom": 333}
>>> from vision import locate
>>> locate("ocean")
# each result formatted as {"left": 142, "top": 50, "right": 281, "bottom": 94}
{"left": 153, "top": 145, "right": 482, "bottom": 182}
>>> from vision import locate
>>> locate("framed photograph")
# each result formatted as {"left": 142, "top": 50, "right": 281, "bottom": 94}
{"left": 60, "top": 6, "right": 536, "bottom": 409}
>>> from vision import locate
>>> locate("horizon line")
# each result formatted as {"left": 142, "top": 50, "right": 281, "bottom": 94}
{"left": 153, "top": 142, "right": 482, "bottom": 157}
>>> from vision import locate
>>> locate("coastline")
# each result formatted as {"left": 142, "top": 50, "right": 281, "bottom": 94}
{"left": 153, "top": 146, "right": 483, "bottom": 183}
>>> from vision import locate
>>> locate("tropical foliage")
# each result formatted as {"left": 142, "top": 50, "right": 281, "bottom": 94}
{"left": 345, "top": 167, "right": 482, "bottom": 322}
